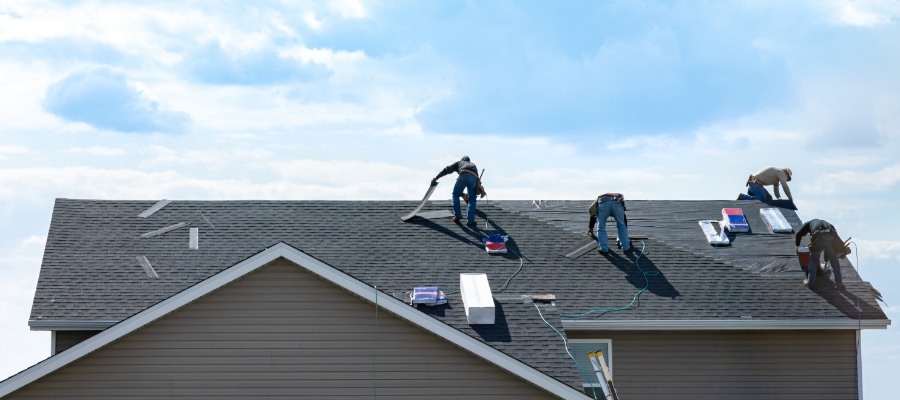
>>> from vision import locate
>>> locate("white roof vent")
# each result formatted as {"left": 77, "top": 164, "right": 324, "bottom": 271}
{"left": 460, "top": 273, "right": 495, "bottom": 325}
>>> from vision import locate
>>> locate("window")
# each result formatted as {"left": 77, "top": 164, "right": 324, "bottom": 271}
{"left": 568, "top": 339, "right": 612, "bottom": 396}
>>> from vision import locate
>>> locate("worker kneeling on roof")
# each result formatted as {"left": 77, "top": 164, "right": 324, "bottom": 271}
{"left": 795, "top": 219, "right": 851, "bottom": 290}
{"left": 432, "top": 156, "right": 484, "bottom": 226}
{"left": 588, "top": 193, "right": 630, "bottom": 253}
{"left": 738, "top": 166, "right": 793, "bottom": 202}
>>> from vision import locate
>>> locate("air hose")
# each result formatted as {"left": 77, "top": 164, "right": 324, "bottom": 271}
{"left": 445, "top": 247, "right": 524, "bottom": 295}
{"left": 560, "top": 240, "right": 657, "bottom": 318}
{"left": 534, "top": 302, "right": 598, "bottom": 400}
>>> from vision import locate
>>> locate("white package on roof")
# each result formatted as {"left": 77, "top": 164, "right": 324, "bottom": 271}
{"left": 460, "top": 273, "right": 495, "bottom": 325}
{"left": 760, "top": 208, "right": 793, "bottom": 233}
{"left": 699, "top": 220, "right": 730, "bottom": 246}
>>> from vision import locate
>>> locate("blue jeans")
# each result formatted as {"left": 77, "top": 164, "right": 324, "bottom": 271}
{"left": 809, "top": 235, "right": 843, "bottom": 285}
{"left": 596, "top": 201, "right": 630, "bottom": 251}
{"left": 452, "top": 173, "right": 478, "bottom": 223}
{"left": 740, "top": 182, "right": 772, "bottom": 201}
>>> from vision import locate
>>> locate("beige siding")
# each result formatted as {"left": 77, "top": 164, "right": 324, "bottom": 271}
{"left": 568, "top": 330, "right": 858, "bottom": 400}
{"left": 9, "top": 259, "right": 557, "bottom": 399}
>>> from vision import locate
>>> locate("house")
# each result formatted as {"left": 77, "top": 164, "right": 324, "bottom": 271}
{"left": 0, "top": 198, "right": 890, "bottom": 399}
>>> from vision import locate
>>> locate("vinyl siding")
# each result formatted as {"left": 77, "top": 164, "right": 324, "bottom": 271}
{"left": 568, "top": 330, "right": 858, "bottom": 400}
{"left": 8, "top": 259, "right": 556, "bottom": 399}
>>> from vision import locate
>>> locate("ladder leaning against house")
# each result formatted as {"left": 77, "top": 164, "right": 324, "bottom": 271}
{"left": 587, "top": 351, "right": 620, "bottom": 400}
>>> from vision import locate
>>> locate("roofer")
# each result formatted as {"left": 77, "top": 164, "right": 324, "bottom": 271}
{"left": 432, "top": 156, "right": 484, "bottom": 226}
{"left": 738, "top": 166, "right": 793, "bottom": 202}
{"left": 795, "top": 219, "right": 850, "bottom": 290}
{"left": 587, "top": 193, "right": 630, "bottom": 253}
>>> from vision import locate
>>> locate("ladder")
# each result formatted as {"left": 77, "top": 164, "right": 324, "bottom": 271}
{"left": 587, "top": 351, "right": 619, "bottom": 400}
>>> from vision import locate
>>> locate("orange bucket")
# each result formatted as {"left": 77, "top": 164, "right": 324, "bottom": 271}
{"left": 797, "top": 247, "right": 823, "bottom": 274}
{"left": 797, "top": 247, "right": 811, "bottom": 273}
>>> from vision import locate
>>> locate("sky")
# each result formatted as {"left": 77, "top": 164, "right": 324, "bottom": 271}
{"left": 1, "top": 0, "right": 899, "bottom": 396}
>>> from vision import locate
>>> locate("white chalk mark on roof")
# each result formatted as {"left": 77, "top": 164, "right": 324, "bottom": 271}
{"left": 197, "top": 210, "right": 215, "bottom": 228}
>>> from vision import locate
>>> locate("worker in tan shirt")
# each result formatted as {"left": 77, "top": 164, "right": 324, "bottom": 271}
{"left": 738, "top": 167, "right": 793, "bottom": 202}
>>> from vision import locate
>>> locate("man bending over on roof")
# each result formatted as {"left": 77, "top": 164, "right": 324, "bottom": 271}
{"left": 432, "top": 156, "right": 483, "bottom": 226}
{"left": 588, "top": 193, "right": 630, "bottom": 253}
{"left": 795, "top": 219, "right": 850, "bottom": 290}
{"left": 738, "top": 166, "right": 793, "bottom": 202}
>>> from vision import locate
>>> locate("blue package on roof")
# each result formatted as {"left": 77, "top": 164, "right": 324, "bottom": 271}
{"left": 412, "top": 287, "right": 447, "bottom": 306}
{"left": 722, "top": 208, "right": 750, "bottom": 232}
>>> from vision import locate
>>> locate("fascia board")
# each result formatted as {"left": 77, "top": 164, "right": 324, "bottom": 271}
{"left": 28, "top": 320, "right": 118, "bottom": 331}
{"left": 1, "top": 243, "right": 587, "bottom": 400}
{"left": 562, "top": 319, "right": 891, "bottom": 331}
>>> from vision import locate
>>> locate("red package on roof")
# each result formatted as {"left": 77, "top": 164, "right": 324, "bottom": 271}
{"left": 482, "top": 234, "right": 508, "bottom": 254}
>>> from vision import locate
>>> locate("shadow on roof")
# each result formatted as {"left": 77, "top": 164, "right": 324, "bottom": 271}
{"left": 470, "top": 301, "right": 512, "bottom": 343}
{"left": 601, "top": 250, "right": 681, "bottom": 300}
{"left": 814, "top": 282, "right": 886, "bottom": 320}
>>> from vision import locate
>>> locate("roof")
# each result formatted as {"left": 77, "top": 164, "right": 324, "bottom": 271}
{"left": 22, "top": 198, "right": 891, "bottom": 392}
{"left": 32, "top": 198, "right": 888, "bottom": 325}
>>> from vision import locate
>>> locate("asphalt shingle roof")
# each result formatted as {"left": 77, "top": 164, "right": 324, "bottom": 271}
{"left": 30, "top": 198, "right": 889, "bottom": 390}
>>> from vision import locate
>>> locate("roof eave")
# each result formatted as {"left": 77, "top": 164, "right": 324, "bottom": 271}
{"left": 562, "top": 319, "right": 891, "bottom": 331}
{"left": 28, "top": 320, "right": 118, "bottom": 331}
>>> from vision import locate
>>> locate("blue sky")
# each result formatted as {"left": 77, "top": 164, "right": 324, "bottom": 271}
{"left": 1, "top": 0, "right": 899, "bottom": 396}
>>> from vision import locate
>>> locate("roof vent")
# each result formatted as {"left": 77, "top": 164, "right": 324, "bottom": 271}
{"left": 460, "top": 273, "right": 495, "bottom": 325}
{"left": 138, "top": 200, "right": 172, "bottom": 218}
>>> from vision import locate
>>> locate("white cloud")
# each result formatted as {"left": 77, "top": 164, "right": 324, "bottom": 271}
{"left": 65, "top": 146, "right": 126, "bottom": 156}
{"left": 328, "top": 0, "right": 367, "bottom": 19}
{"left": 831, "top": 0, "right": 900, "bottom": 27}
{"left": 0, "top": 234, "right": 49, "bottom": 380}
{"left": 851, "top": 239, "right": 900, "bottom": 261}
{"left": 0, "top": 146, "right": 28, "bottom": 154}
{"left": 0, "top": 164, "right": 432, "bottom": 201}
{"left": 303, "top": 11, "right": 323, "bottom": 30}
{"left": 0, "top": 146, "right": 29, "bottom": 160}
{"left": 813, "top": 163, "right": 900, "bottom": 194}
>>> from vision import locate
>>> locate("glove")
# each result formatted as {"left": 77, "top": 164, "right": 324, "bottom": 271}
{"left": 477, "top": 184, "right": 486, "bottom": 198}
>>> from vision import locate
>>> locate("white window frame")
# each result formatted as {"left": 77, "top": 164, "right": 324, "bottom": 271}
{"left": 570, "top": 336, "right": 613, "bottom": 398}
{"left": 569, "top": 338, "right": 613, "bottom": 377}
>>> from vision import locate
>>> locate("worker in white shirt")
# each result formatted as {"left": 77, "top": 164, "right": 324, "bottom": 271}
{"left": 738, "top": 167, "right": 793, "bottom": 202}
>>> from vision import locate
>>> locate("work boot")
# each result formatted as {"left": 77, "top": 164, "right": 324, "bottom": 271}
{"left": 465, "top": 221, "right": 477, "bottom": 227}
{"left": 803, "top": 279, "right": 814, "bottom": 289}
{"left": 737, "top": 194, "right": 744, "bottom": 200}
{"left": 452, "top": 215, "right": 462, "bottom": 223}
{"left": 835, "top": 284, "right": 845, "bottom": 290}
